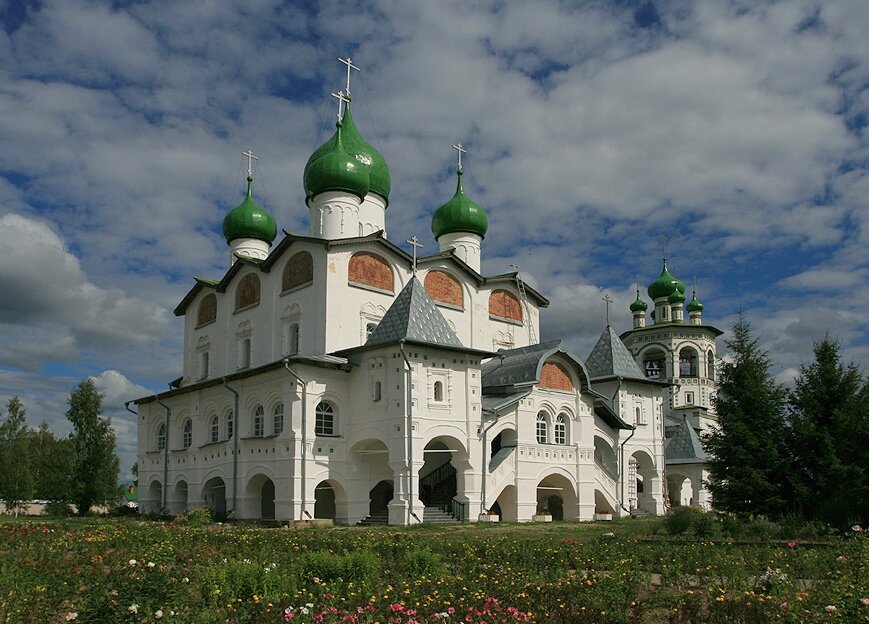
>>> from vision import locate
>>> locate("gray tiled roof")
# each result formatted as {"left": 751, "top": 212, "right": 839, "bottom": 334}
{"left": 481, "top": 340, "right": 564, "bottom": 388}
{"left": 665, "top": 417, "right": 710, "bottom": 464}
{"left": 481, "top": 391, "right": 531, "bottom": 413}
{"left": 364, "top": 277, "right": 464, "bottom": 349}
{"left": 585, "top": 324, "right": 647, "bottom": 381}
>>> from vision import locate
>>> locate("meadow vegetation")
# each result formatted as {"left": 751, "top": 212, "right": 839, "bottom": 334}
{"left": 0, "top": 512, "right": 867, "bottom": 624}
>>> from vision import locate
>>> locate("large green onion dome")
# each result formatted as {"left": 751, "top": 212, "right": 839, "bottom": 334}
{"left": 630, "top": 295, "right": 648, "bottom": 312}
{"left": 687, "top": 295, "right": 704, "bottom": 313}
{"left": 303, "top": 122, "right": 370, "bottom": 201}
{"left": 304, "top": 106, "right": 390, "bottom": 202}
{"left": 647, "top": 262, "right": 685, "bottom": 300}
{"left": 222, "top": 176, "right": 277, "bottom": 244}
{"left": 431, "top": 170, "right": 488, "bottom": 239}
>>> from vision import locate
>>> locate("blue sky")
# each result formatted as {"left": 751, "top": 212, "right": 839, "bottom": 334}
{"left": 0, "top": 0, "right": 867, "bottom": 479}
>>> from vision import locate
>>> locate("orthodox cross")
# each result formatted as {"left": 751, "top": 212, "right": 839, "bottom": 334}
{"left": 338, "top": 56, "right": 360, "bottom": 98}
{"left": 602, "top": 293, "right": 614, "bottom": 326}
{"left": 635, "top": 273, "right": 642, "bottom": 296}
{"left": 452, "top": 142, "right": 466, "bottom": 171}
{"left": 331, "top": 89, "right": 349, "bottom": 121}
{"left": 242, "top": 149, "right": 258, "bottom": 177}
{"left": 658, "top": 233, "right": 669, "bottom": 261}
{"left": 692, "top": 275, "right": 697, "bottom": 297}
{"left": 406, "top": 235, "right": 423, "bottom": 277}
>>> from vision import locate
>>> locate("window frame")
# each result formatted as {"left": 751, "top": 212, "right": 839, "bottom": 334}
{"left": 315, "top": 401, "right": 336, "bottom": 437}
{"left": 253, "top": 405, "right": 264, "bottom": 437}
{"left": 157, "top": 422, "right": 166, "bottom": 451}
{"left": 273, "top": 403, "right": 284, "bottom": 435}
{"left": 536, "top": 412, "right": 548, "bottom": 444}
{"left": 182, "top": 418, "right": 192, "bottom": 449}
{"left": 554, "top": 414, "right": 567, "bottom": 445}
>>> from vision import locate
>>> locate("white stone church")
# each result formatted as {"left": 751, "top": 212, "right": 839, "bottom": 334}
{"left": 134, "top": 70, "right": 720, "bottom": 524}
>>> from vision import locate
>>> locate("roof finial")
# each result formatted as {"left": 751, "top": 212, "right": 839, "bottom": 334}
{"left": 242, "top": 148, "right": 258, "bottom": 178}
{"left": 338, "top": 56, "right": 360, "bottom": 99}
{"left": 635, "top": 273, "right": 642, "bottom": 297}
{"left": 692, "top": 275, "right": 697, "bottom": 298}
{"left": 331, "top": 89, "right": 349, "bottom": 122}
{"left": 406, "top": 235, "right": 423, "bottom": 277}
{"left": 452, "top": 142, "right": 466, "bottom": 172}
{"left": 658, "top": 233, "right": 669, "bottom": 264}
{"left": 602, "top": 293, "right": 614, "bottom": 327}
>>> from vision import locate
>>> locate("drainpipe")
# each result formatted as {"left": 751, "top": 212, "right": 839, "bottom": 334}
{"left": 398, "top": 341, "right": 421, "bottom": 524}
{"left": 479, "top": 410, "right": 503, "bottom": 514}
{"left": 283, "top": 359, "right": 311, "bottom": 521}
{"left": 154, "top": 396, "right": 171, "bottom": 514}
{"left": 222, "top": 379, "right": 240, "bottom": 519}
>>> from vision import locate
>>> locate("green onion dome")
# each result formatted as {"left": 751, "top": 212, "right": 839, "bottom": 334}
{"left": 303, "top": 122, "right": 370, "bottom": 201}
{"left": 648, "top": 262, "right": 681, "bottom": 300}
{"left": 431, "top": 170, "right": 488, "bottom": 239}
{"left": 630, "top": 295, "right": 648, "bottom": 312}
{"left": 669, "top": 288, "right": 686, "bottom": 304}
{"left": 304, "top": 106, "right": 390, "bottom": 202}
{"left": 687, "top": 295, "right": 704, "bottom": 313}
{"left": 222, "top": 176, "right": 277, "bottom": 244}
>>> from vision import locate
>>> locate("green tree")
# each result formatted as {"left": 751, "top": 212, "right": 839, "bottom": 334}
{"left": 788, "top": 336, "right": 868, "bottom": 525}
{"left": 703, "top": 314, "right": 793, "bottom": 518}
{"left": 28, "top": 423, "right": 73, "bottom": 504}
{"left": 0, "top": 397, "right": 34, "bottom": 515}
{"left": 67, "top": 379, "right": 119, "bottom": 515}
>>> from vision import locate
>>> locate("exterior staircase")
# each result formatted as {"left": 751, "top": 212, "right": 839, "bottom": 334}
{"left": 422, "top": 506, "right": 459, "bottom": 523}
{"left": 356, "top": 511, "right": 389, "bottom": 526}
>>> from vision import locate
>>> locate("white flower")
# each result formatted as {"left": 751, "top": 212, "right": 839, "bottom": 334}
{"left": 182, "top": 577, "right": 189, "bottom": 583}
{"left": 147, "top": 561, "right": 156, "bottom": 568}
{"left": 305, "top": 602, "right": 314, "bottom": 608}
{"left": 128, "top": 604, "right": 138, "bottom": 614}
{"left": 64, "top": 613, "right": 78, "bottom": 621}
{"left": 154, "top": 609, "right": 163, "bottom": 618}
{"left": 128, "top": 559, "right": 137, "bottom": 566}
{"left": 300, "top": 607, "right": 309, "bottom": 615}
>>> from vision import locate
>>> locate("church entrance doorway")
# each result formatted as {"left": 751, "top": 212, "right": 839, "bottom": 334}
{"left": 173, "top": 481, "right": 188, "bottom": 515}
{"left": 202, "top": 477, "right": 226, "bottom": 519}
{"left": 314, "top": 480, "right": 336, "bottom": 519}
{"left": 369, "top": 480, "right": 393, "bottom": 516}
{"left": 261, "top": 479, "right": 275, "bottom": 520}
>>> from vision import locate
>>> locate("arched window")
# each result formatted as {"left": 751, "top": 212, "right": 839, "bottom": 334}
{"left": 348, "top": 252, "right": 394, "bottom": 292}
{"left": 488, "top": 289, "right": 523, "bottom": 322}
{"left": 536, "top": 413, "right": 548, "bottom": 444}
{"left": 273, "top": 403, "right": 284, "bottom": 435}
{"left": 635, "top": 407, "right": 642, "bottom": 425}
{"left": 315, "top": 401, "right": 335, "bottom": 436}
{"left": 679, "top": 347, "right": 698, "bottom": 377}
{"left": 643, "top": 349, "right": 666, "bottom": 379}
{"left": 554, "top": 414, "right": 567, "bottom": 445}
{"left": 226, "top": 409, "right": 234, "bottom": 440}
{"left": 366, "top": 322, "right": 378, "bottom": 338}
{"left": 237, "top": 321, "right": 252, "bottom": 369}
{"left": 707, "top": 350, "right": 715, "bottom": 380}
{"left": 282, "top": 251, "right": 314, "bottom": 292}
{"left": 253, "top": 405, "right": 264, "bottom": 437}
{"left": 282, "top": 305, "right": 301, "bottom": 356}
{"left": 424, "top": 270, "right": 464, "bottom": 308}
{"left": 235, "top": 273, "right": 261, "bottom": 310}
{"left": 289, "top": 323, "right": 300, "bottom": 355}
{"left": 373, "top": 381, "right": 382, "bottom": 402}
{"left": 182, "top": 419, "right": 192, "bottom": 448}
{"left": 196, "top": 293, "right": 217, "bottom": 327}
{"left": 209, "top": 415, "right": 219, "bottom": 443}
{"left": 433, "top": 381, "right": 444, "bottom": 402}
{"left": 157, "top": 422, "right": 166, "bottom": 451}
{"left": 197, "top": 335, "right": 210, "bottom": 380}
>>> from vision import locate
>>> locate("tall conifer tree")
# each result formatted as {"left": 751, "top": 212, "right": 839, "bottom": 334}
{"left": 0, "top": 397, "right": 34, "bottom": 515}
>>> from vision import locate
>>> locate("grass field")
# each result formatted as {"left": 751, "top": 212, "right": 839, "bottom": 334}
{"left": 0, "top": 513, "right": 867, "bottom": 623}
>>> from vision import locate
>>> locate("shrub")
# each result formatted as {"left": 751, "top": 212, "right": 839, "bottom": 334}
{"left": 664, "top": 506, "right": 697, "bottom": 535}
{"left": 177, "top": 506, "right": 213, "bottom": 527}
{"left": 693, "top": 511, "right": 719, "bottom": 538}
{"left": 296, "top": 549, "right": 379, "bottom": 585}
{"left": 400, "top": 546, "right": 445, "bottom": 577}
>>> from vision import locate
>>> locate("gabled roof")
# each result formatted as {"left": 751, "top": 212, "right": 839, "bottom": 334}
{"left": 665, "top": 417, "right": 710, "bottom": 464}
{"left": 363, "top": 277, "right": 465, "bottom": 349}
{"left": 481, "top": 340, "right": 590, "bottom": 392}
{"left": 586, "top": 324, "right": 666, "bottom": 385}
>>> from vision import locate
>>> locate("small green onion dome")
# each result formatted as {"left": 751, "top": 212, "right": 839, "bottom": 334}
{"left": 669, "top": 289, "right": 686, "bottom": 304}
{"left": 648, "top": 262, "right": 681, "bottom": 300}
{"left": 304, "top": 106, "right": 390, "bottom": 202}
{"left": 222, "top": 176, "right": 277, "bottom": 244}
{"left": 687, "top": 295, "right": 704, "bottom": 313}
{"left": 303, "top": 122, "right": 370, "bottom": 201}
{"left": 630, "top": 296, "right": 648, "bottom": 312}
{"left": 431, "top": 170, "right": 488, "bottom": 239}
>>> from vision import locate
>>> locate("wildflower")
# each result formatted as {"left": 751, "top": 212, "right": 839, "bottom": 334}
{"left": 182, "top": 577, "right": 189, "bottom": 583}
{"left": 836, "top": 556, "right": 847, "bottom": 562}
{"left": 64, "top": 613, "right": 78, "bottom": 621}
{"left": 825, "top": 605, "right": 837, "bottom": 613}
{"left": 852, "top": 525, "right": 863, "bottom": 532}
{"left": 787, "top": 541, "right": 797, "bottom": 548}
{"left": 128, "top": 604, "right": 139, "bottom": 614}
{"left": 862, "top": 598, "right": 869, "bottom": 607}
{"left": 154, "top": 609, "right": 163, "bottom": 618}
{"left": 147, "top": 561, "right": 156, "bottom": 568}
{"left": 128, "top": 559, "right": 137, "bottom": 566}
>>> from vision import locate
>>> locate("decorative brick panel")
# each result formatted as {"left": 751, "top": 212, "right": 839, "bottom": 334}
{"left": 489, "top": 289, "right": 523, "bottom": 321}
{"left": 196, "top": 293, "right": 216, "bottom": 327}
{"left": 424, "top": 270, "right": 463, "bottom": 307}
{"left": 235, "top": 273, "right": 261, "bottom": 310}
{"left": 282, "top": 251, "right": 314, "bottom": 291}
{"left": 539, "top": 361, "right": 574, "bottom": 391}
{"left": 348, "top": 252, "right": 393, "bottom": 292}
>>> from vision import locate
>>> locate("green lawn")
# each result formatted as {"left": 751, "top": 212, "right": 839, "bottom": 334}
{"left": 0, "top": 515, "right": 866, "bottom": 623}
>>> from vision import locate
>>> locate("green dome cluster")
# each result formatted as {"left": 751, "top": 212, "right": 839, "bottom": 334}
{"left": 222, "top": 177, "right": 277, "bottom": 244}
{"left": 431, "top": 170, "right": 488, "bottom": 239}
{"left": 687, "top": 295, "right": 704, "bottom": 313}
{"left": 647, "top": 262, "right": 685, "bottom": 300}
{"left": 630, "top": 295, "right": 648, "bottom": 312}
{"left": 303, "top": 123, "right": 370, "bottom": 200}
{"left": 303, "top": 107, "right": 390, "bottom": 202}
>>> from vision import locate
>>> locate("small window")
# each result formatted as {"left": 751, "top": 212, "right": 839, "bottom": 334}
{"left": 685, "top": 392, "right": 695, "bottom": 405}
{"left": 273, "top": 403, "right": 284, "bottom": 435}
{"left": 707, "top": 350, "right": 715, "bottom": 380}
{"left": 157, "top": 423, "right": 166, "bottom": 451}
{"left": 209, "top": 415, "right": 219, "bottom": 443}
{"left": 554, "top": 414, "right": 567, "bottom": 445}
{"left": 199, "top": 351, "right": 209, "bottom": 380}
{"left": 226, "top": 410, "right": 234, "bottom": 440}
{"left": 433, "top": 380, "right": 444, "bottom": 402}
{"left": 182, "top": 419, "right": 192, "bottom": 449}
{"left": 366, "top": 322, "right": 378, "bottom": 338}
{"left": 536, "top": 413, "right": 548, "bottom": 444}
{"left": 289, "top": 323, "right": 299, "bottom": 355}
{"left": 253, "top": 405, "right": 264, "bottom": 437}
{"left": 315, "top": 401, "right": 335, "bottom": 436}
{"left": 373, "top": 381, "right": 382, "bottom": 402}
{"left": 240, "top": 338, "right": 251, "bottom": 369}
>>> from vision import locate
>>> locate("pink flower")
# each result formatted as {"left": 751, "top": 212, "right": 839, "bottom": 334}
{"left": 861, "top": 598, "right": 869, "bottom": 607}
{"left": 825, "top": 605, "right": 837, "bottom": 613}
{"left": 787, "top": 541, "right": 797, "bottom": 548}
